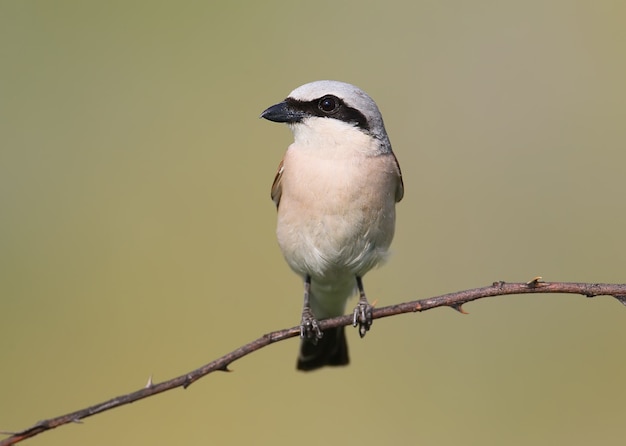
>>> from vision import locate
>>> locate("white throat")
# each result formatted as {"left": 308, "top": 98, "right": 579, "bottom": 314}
{"left": 289, "top": 117, "right": 379, "bottom": 159}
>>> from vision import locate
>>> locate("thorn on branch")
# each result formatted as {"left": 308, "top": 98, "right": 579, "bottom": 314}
{"left": 451, "top": 303, "right": 468, "bottom": 314}
{"left": 614, "top": 295, "right": 626, "bottom": 306}
{"left": 526, "top": 276, "right": 544, "bottom": 287}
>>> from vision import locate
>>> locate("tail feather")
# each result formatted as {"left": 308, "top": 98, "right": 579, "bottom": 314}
{"left": 296, "top": 326, "right": 349, "bottom": 371}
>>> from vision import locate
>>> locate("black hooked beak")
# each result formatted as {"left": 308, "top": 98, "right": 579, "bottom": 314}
{"left": 260, "top": 100, "right": 306, "bottom": 123}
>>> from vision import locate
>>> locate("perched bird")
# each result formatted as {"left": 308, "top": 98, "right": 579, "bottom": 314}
{"left": 261, "top": 80, "right": 403, "bottom": 371}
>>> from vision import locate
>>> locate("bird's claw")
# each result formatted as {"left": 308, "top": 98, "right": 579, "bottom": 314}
{"left": 352, "top": 301, "right": 373, "bottom": 338}
{"left": 300, "top": 312, "right": 323, "bottom": 343}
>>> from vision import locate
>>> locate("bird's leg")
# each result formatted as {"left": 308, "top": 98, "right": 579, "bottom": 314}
{"left": 352, "top": 276, "right": 373, "bottom": 338}
{"left": 300, "top": 275, "right": 323, "bottom": 343}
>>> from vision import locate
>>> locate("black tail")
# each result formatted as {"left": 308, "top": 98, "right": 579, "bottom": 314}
{"left": 296, "top": 326, "right": 349, "bottom": 371}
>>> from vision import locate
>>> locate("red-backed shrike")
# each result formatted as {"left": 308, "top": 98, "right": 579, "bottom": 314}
{"left": 261, "top": 80, "right": 403, "bottom": 371}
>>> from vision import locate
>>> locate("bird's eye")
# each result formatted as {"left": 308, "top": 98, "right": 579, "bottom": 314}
{"left": 318, "top": 96, "right": 339, "bottom": 113}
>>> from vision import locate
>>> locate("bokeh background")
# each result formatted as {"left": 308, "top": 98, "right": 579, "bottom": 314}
{"left": 1, "top": 1, "right": 625, "bottom": 445}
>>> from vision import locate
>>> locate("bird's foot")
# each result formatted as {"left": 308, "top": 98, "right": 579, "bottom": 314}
{"left": 353, "top": 276, "right": 373, "bottom": 337}
{"left": 300, "top": 308, "right": 323, "bottom": 343}
{"left": 352, "top": 301, "right": 373, "bottom": 338}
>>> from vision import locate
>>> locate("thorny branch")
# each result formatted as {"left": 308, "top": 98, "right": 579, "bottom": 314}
{"left": 2, "top": 280, "right": 625, "bottom": 445}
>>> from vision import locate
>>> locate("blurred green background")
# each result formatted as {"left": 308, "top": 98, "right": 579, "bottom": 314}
{"left": 1, "top": 1, "right": 625, "bottom": 445}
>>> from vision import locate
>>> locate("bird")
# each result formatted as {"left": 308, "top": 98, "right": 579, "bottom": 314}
{"left": 260, "top": 80, "right": 403, "bottom": 371}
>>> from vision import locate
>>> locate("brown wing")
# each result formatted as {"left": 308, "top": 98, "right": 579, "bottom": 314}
{"left": 393, "top": 152, "right": 404, "bottom": 202}
{"left": 270, "top": 158, "right": 284, "bottom": 209}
